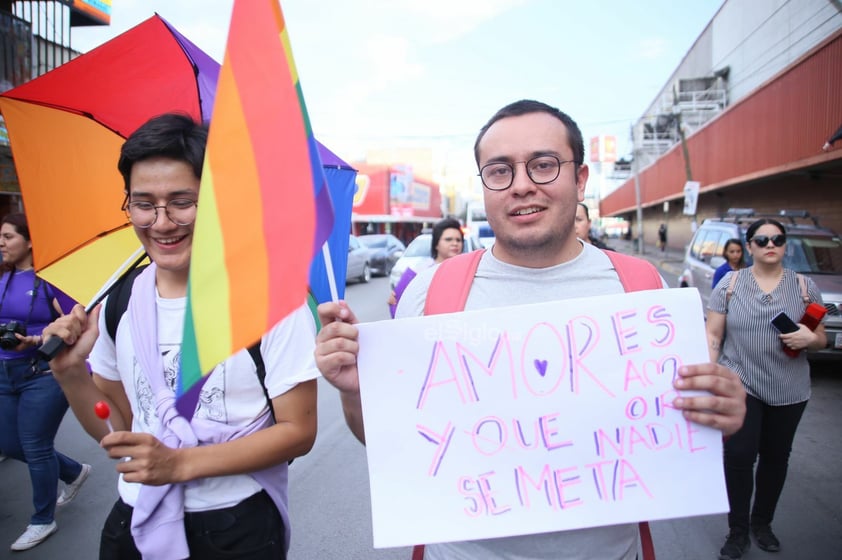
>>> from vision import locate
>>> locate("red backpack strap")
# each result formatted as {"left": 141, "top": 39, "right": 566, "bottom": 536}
{"left": 639, "top": 521, "right": 656, "bottom": 560}
{"left": 604, "top": 250, "right": 662, "bottom": 292}
{"left": 424, "top": 249, "right": 486, "bottom": 315}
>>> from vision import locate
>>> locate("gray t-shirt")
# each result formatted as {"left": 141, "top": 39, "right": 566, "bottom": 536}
{"left": 396, "top": 243, "right": 661, "bottom": 560}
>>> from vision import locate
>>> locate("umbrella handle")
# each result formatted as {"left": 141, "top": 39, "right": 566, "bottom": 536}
{"left": 37, "top": 336, "right": 66, "bottom": 361}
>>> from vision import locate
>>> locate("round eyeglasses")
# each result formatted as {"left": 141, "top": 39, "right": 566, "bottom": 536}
{"left": 478, "top": 155, "right": 577, "bottom": 191}
{"left": 124, "top": 199, "right": 198, "bottom": 229}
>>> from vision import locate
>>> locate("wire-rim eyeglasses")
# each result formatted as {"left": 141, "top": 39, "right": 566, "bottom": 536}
{"left": 122, "top": 198, "right": 198, "bottom": 229}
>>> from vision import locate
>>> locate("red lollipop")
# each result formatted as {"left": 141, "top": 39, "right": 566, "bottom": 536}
{"left": 94, "top": 400, "right": 115, "bottom": 433}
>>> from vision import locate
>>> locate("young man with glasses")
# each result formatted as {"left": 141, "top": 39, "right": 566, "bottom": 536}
{"left": 315, "top": 99, "right": 747, "bottom": 559}
{"left": 43, "top": 113, "right": 319, "bottom": 560}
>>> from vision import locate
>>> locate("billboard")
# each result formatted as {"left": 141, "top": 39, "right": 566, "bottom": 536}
{"left": 70, "top": 0, "right": 112, "bottom": 26}
{"left": 589, "top": 135, "right": 617, "bottom": 163}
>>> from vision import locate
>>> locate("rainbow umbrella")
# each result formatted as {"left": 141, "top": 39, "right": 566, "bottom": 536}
{"left": 0, "top": 13, "right": 355, "bottom": 310}
{"left": 0, "top": 14, "right": 218, "bottom": 305}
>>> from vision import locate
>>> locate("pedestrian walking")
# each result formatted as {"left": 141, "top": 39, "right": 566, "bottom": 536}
{"left": 0, "top": 212, "right": 91, "bottom": 551}
{"left": 706, "top": 218, "right": 826, "bottom": 559}
{"left": 387, "top": 218, "right": 463, "bottom": 318}
{"left": 658, "top": 223, "right": 667, "bottom": 252}
{"left": 315, "top": 99, "right": 747, "bottom": 559}
{"left": 43, "top": 114, "right": 319, "bottom": 560}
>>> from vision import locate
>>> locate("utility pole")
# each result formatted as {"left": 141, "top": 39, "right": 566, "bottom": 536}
{"left": 673, "top": 85, "right": 697, "bottom": 239}
{"left": 631, "top": 125, "right": 644, "bottom": 255}
{"left": 673, "top": 86, "right": 693, "bottom": 182}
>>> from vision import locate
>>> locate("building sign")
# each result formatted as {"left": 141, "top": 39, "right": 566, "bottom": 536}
{"left": 590, "top": 135, "right": 618, "bottom": 163}
{"left": 353, "top": 174, "right": 370, "bottom": 207}
{"left": 389, "top": 165, "right": 413, "bottom": 204}
{"left": 683, "top": 181, "right": 700, "bottom": 216}
{"left": 409, "top": 181, "right": 431, "bottom": 209}
{"left": 70, "top": 0, "right": 112, "bottom": 26}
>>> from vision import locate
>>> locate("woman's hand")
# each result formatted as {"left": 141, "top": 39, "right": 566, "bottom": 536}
{"left": 780, "top": 323, "right": 826, "bottom": 352}
{"left": 12, "top": 332, "right": 44, "bottom": 351}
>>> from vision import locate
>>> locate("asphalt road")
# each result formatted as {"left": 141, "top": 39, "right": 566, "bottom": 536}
{"left": 2, "top": 258, "right": 840, "bottom": 559}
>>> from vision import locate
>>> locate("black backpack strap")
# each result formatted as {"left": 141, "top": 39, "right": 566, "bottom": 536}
{"left": 104, "top": 264, "right": 148, "bottom": 342}
{"left": 248, "top": 339, "right": 287, "bottom": 464}
{"left": 247, "top": 341, "right": 274, "bottom": 420}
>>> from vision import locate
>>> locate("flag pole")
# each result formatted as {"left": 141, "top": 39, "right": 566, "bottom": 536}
{"left": 321, "top": 241, "right": 339, "bottom": 301}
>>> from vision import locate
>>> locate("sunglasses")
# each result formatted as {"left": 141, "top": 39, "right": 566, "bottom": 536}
{"left": 751, "top": 234, "right": 786, "bottom": 247}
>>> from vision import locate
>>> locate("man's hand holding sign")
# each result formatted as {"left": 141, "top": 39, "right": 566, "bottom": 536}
{"left": 355, "top": 288, "right": 733, "bottom": 548}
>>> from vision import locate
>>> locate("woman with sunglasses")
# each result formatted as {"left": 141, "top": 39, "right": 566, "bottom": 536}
{"left": 705, "top": 218, "right": 827, "bottom": 560}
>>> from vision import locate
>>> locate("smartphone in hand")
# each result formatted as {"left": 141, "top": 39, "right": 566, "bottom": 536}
{"left": 771, "top": 312, "right": 799, "bottom": 334}
{"left": 771, "top": 312, "right": 800, "bottom": 358}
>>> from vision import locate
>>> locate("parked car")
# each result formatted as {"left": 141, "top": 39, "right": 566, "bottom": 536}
{"left": 357, "top": 234, "right": 405, "bottom": 276}
{"left": 476, "top": 222, "right": 496, "bottom": 248}
{"left": 389, "top": 231, "right": 483, "bottom": 290}
{"left": 346, "top": 234, "right": 372, "bottom": 284}
{"left": 678, "top": 209, "right": 842, "bottom": 361}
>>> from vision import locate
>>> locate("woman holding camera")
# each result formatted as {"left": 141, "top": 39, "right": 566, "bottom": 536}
{"left": 705, "top": 218, "right": 826, "bottom": 560}
{"left": 0, "top": 212, "right": 90, "bottom": 551}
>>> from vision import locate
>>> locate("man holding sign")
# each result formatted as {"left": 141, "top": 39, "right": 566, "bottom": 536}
{"left": 315, "top": 100, "right": 746, "bottom": 559}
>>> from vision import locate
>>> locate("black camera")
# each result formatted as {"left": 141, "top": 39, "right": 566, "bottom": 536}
{"left": 0, "top": 320, "right": 26, "bottom": 350}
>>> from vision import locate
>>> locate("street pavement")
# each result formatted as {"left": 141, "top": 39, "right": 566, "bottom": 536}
{"left": 3, "top": 249, "right": 840, "bottom": 559}
{"left": 606, "top": 236, "right": 687, "bottom": 281}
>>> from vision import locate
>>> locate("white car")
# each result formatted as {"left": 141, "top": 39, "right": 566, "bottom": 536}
{"left": 389, "top": 232, "right": 483, "bottom": 289}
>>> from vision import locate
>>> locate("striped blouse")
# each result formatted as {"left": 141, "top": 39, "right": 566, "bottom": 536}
{"left": 708, "top": 267, "right": 823, "bottom": 405}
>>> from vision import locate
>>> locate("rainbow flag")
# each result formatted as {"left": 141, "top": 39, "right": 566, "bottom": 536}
{"left": 176, "top": 0, "right": 333, "bottom": 418}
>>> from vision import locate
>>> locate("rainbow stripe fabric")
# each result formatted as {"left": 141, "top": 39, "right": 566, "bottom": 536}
{"left": 177, "top": 0, "right": 333, "bottom": 417}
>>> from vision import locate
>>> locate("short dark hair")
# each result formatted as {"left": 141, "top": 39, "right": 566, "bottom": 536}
{"left": 746, "top": 218, "right": 786, "bottom": 243}
{"left": 577, "top": 202, "right": 591, "bottom": 221}
{"left": 118, "top": 113, "right": 208, "bottom": 194}
{"left": 473, "top": 100, "right": 584, "bottom": 168}
{"left": 431, "top": 218, "right": 463, "bottom": 259}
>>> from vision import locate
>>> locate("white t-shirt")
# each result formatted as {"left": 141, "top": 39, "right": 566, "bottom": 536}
{"left": 89, "top": 295, "right": 320, "bottom": 511}
{"left": 397, "top": 243, "right": 666, "bottom": 560}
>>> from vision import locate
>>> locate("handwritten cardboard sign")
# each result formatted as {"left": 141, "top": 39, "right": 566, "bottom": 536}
{"left": 356, "top": 288, "right": 728, "bottom": 548}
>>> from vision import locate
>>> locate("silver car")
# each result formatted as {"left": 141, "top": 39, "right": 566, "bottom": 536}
{"left": 346, "top": 234, "right": 372, "bottom": 284}
{"left": 678, "top": 209, "right": 842, "bottom": 361}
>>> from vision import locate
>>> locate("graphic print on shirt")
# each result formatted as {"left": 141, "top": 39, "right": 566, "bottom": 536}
{"left": 196, "top": 361, "right": 227, "bottom": 422}
{"left": 133, "top": 356, "right": 155, "bottom": 427}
